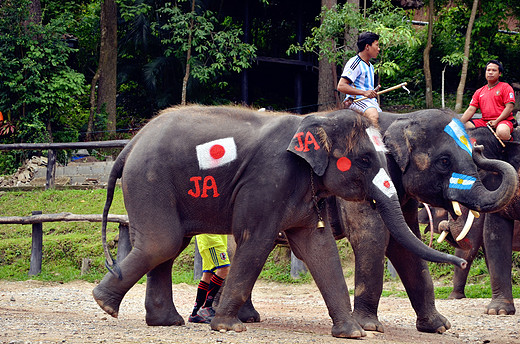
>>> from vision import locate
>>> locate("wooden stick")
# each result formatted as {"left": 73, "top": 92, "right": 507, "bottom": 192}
{"left": 486, "top": 122, "right": 506, "bottom": 148}
{"left": 353, "top": 82, "right": 408, "bottom": 103}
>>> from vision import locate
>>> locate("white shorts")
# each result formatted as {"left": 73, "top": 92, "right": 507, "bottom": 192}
{"left": 348, "top": 98, "right": 382, "bottom": 114}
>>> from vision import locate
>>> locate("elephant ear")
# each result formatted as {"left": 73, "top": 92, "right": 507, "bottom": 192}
{"left": 384, "top": 118, "right": 412, "bottom": 173}
{"left": 287, "top": 115, "right": 329, "bottom": 176}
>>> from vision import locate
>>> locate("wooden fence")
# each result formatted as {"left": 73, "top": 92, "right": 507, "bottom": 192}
{"left": 0, "top": 212, "right": 308, "bottom": 279}
{"left": 0, "top": 212, "right": 131, "bottom": 276}
{"left": 0, "top": 140, "right": 129, "bottom": 189}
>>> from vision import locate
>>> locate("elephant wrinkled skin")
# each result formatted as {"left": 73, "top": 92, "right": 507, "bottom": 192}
{"left": 331, "top": 110, "right": 517, "bottom": 334}
{"left": 439, "top": 126, "right": 520, "bottom": 314}
{"left": 92, "top": 106, "right": 465, "bottom": 338}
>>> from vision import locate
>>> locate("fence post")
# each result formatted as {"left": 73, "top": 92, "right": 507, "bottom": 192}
{"left": 28, "top": 211, "right": 43, "bottom": 276}
{"left": 116, "top": 223, "right": 132, "bottom": 261}
{"left": 193, "top": 238, "right": 202, "bottom": 281}
{"left": 45, "top": 149, "right": 56, "bottom": 190}
{"left": 290, "top": 251, "right": 308, "bottom": 279}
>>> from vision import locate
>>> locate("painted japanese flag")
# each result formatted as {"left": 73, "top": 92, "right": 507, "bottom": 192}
{"left": 366, "top": 127, "right": 387, "bottom": 153}
{"left": 372, "top": 168, "right": 397, "bottom": 198}
{"left": 196, "top": 137, "right": 237, "bottom": 170}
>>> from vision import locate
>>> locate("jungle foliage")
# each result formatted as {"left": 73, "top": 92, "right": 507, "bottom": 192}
{"left": 0, "top": 0, "right": 519, "bottom": 175}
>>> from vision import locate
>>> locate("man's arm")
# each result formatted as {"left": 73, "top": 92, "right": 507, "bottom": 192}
{"left": 460, "top": 105, "right": 478, "bottom": 124}
{"left": 489, "top": 102, "right": 515, "bottom": 128}
{"left": 337, "top": 77, "right": 378, "bottom": 99}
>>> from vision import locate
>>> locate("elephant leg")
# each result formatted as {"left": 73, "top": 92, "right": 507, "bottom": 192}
{"left": 286, "top": 227, "right": 365, "bottom": 338}
{"left": 213, "top": 280, "right": 260, "bottom": 323}
{"left": 220, "top": 235, "right": 261, "bottom": 323}
{"left": 386, "top": 238, "right": 451, "bottom": 333}
{"left": 93, "top": 247, "right": 155, "bottom": 318}
{"left": 237, "top": 295, "right": 260, "bottom": 323}
{"left": 449, "top": 246, "right": 479, "bottom": 299}
{"left": 93, "top": 220, "right": 186, "bottom": 318}
{"left": 210, "top": 232, "right": 275, "bottom": 333}
{"left": 145, "top": 237, "right": 192, "bottom": 326}
{"left": 345, "top": 202, "right": 388, "bottom": 333}
{"left": 483, "top": 214, "right": 515, "bottom": 315}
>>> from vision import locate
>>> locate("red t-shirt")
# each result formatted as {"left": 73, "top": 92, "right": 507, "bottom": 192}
{"left": 469, "top": 82, "right": 515, "bottom": 121}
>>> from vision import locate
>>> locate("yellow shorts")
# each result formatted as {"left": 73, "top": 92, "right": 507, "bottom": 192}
{"left": 196, "top": 234, "right": 230, "bottom": 273}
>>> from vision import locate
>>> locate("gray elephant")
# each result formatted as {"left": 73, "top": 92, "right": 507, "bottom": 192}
{"left": 92, "top": 105, "right": 465, "bottom": 339}
{"left": 436, "top": 206, "right": 520, "bottom": 300}
{"left": 329, "top": 110, "right": 518, "bottom": 333}
{"left": 437, "top": 126, "right": 520, "bottom": 314}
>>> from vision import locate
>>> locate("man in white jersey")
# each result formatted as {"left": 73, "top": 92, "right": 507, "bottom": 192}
{"left": 337, "top": 32, "right": 381, "bottom": 126}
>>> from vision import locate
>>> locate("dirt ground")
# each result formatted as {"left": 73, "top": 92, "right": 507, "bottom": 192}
{"left": 1, "top": 279, "right": 520, "bottom": 344}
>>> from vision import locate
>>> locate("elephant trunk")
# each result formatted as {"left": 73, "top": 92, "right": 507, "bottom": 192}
{"left": 466, "top": 145, "right": 518, "bottom": 212}
{"left": 372, "top": 186, "right": 467, "bottom": 269}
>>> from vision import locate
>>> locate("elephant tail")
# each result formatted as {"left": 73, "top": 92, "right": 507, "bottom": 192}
{"left": 102, "top": 141, "right": 134, "bottom": 280}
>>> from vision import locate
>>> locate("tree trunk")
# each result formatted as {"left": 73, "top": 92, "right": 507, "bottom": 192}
{"left": 97, "top": 0, "right": 118, "bottom": 134}
{"left": 317, "top": 0, "right": 338, "bottom": 111}
{"left": 87, "top": 69, "right": 101, "bottom": 141}
{"left": 454, "top": 0, "right": 479, "bottom": 113}
{"left": 423, "top": 0, "right": 434, "bottom": 108}
{"left": 181, "top": 0, "right": 196, "bottom": 106}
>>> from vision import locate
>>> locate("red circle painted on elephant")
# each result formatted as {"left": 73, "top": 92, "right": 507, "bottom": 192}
{"left": 337, "top": 157, "right": 351, "bottom": 172}
{"left": 210, "top": 144, "right": 225, "bottom": 160}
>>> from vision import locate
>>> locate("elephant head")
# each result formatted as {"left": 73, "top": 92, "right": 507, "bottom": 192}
{"left": 288, "top": 110, "right": 466, "bottom": 268}
{"left": 381, "top": 109, "right": 518, "bottom": 218}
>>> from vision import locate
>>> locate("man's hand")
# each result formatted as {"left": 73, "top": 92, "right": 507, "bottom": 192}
{"left": 343, "top": 97, "right": 354, "bottom": 108}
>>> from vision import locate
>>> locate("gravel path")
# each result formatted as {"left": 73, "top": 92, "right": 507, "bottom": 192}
{"left": 1, "top": 280, "right": 520, "bottom": 343}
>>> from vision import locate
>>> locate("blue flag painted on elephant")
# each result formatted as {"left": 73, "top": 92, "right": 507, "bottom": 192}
{"left": 449, "top": 173, "right": 476, "bottom": 190}
{"left": 444, "top": 119, "right": 472, "bottom": 156}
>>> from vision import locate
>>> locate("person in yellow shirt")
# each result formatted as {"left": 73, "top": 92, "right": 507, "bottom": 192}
{"left": 188, "top": 234, "right": 230, "bottom": 323}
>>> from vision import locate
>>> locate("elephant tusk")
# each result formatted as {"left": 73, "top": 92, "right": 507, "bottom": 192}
{"left": 470, "top": 209, "right": 480, "bottom": 218}
{"left": 452, "top": 201, "right": 462, "bottom": 216}
{"left": 437, "top": 230, "right": 449, "bottom": 243}
{"left": 456, "top": 211, "right": 475, "bottom": 241}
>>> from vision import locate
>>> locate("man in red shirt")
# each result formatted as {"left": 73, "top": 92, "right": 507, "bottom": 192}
{"left": 461, "top": 60, "right": 516, "bottom": 141}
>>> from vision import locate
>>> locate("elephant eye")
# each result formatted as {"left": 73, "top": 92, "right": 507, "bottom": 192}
{"left": 435, "top": 156, "right": 451, "bottom": 171}
{"left": 355, "top": 155, "right": 371, "bottom": 169}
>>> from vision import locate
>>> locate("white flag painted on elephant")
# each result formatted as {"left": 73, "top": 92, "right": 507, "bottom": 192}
{"left": 372, "top": 168, "right": 397, "bottom": 198}
{"left": 196, "top": 137, "right": 237, "bottom": 170}
{"left": 366, "top": 127, "right": 387, "bottom": 153}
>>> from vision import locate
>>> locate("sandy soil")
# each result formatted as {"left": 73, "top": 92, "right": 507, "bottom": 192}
{"left": 1, "top": 279, "right": 520, "bottom": 344}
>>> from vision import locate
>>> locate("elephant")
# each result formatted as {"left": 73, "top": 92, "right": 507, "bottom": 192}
{"left": 436, "top": 126, "right": 520, "bottom": 314}
{"left": 325, "top": 109, "right": 518, "bottom": 334}
{"left": 436, "top": 206, "right": 520, "bottom": 300}
{"left": 92, "top": 105, "right": 466, "bottom": 339}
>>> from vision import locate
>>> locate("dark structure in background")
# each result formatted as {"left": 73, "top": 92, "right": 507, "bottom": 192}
{"left": 214, "top": 0, "right": 321, "bottom": 114}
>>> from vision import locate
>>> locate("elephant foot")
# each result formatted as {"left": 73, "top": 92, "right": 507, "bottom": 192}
{"left": 416, "top": 312, "right": 451, "bottom": 333}
{"left": 486, "top": 299, "right": 515, "bottom": 315}
{"left": 237, "top": 303, "right": 261, "bottom": 323}
{"left": 146, "top": 310, "right": 185, "bottom": 326}
{"left": 210, "top": 315, "right": 247, "bottom": 332}
{"left": 331, "top": 319, "right": 366, "bottom": 338}
{"left": 92, "top": 285, "right": 123, "bottom": 318}
{"left": 448, "top": 290, "right": 466, "bottom": 300}
{"left": 352, "top": 310, "right": 384, "bottom": 333}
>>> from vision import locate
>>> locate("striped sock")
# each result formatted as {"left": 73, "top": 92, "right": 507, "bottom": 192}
{"left": 191, "top": 280, "right": 209, "bottom": 316}
{"left": 204, "top": 274, "right": 225, "bottom": 308}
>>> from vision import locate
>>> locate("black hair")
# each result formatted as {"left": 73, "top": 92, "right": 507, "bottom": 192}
{"left": 486, "top": 60, "right": 504, "bottom": 73}
{"left": 357, "top": 32, "right": 380, "bottom": 52}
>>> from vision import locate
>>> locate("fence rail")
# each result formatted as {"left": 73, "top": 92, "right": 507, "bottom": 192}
{"left": 0, "top": 140, "right": 129, "bottom": 189}
{"left": 1, "top": 211, "right": 308, "bottom": 279}
{"left": 1, "top": 211, "right": 131, "bottom": 276}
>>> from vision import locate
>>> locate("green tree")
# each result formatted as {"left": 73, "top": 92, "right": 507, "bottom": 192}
{"left": 0, "top": 0, "right": 87, "bottom": 144}
{"left": 288, "top": 0, "right": 419, "bottom": 92}
{"left": 157, "top": 0, "right": 257, "bottom": 105}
